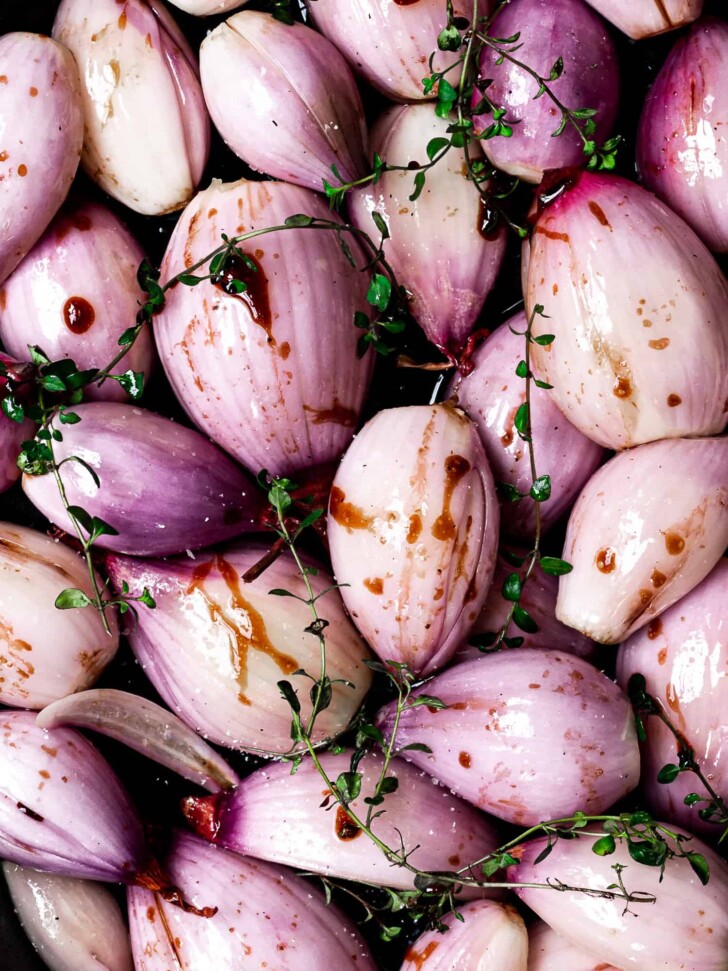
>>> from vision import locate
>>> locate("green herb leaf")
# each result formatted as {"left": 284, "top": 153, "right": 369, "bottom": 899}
{"left": 513, "top": 605, "right": 538, "bottom": 633}
{"left": 336, "top": 771, "right": 362, "bottom": 804}
{"left": 502, "top": 572, "right": 522, "bottom": 602}
{"left": 539, "top": 556, "right": 573, "bottom": 576}
{"left": 482, "top": 852, "right": 519, "bottom": 877}
{"left": 410, "top": 695, "right": 448, "bottom": 710}
{"left": 284, "top": 214, "right": 315, "bottom": 228}
{"left": 1, "top": 396, "right": 24, "bottom": 423}
{"left": 534, "top": 334, "right": 556, "bottom": 346}
{"left": 55, "top": 588, "right": 93, "bottom": 610}
{"left": 277, "top": 679, "right": 301, "bottom": 714}
{"left": 514, "top": 402, "right": 530, "bottom": 440}
{"left": 515, "top": 359, "right": 528, "bottom": 378}
{"left": 687, "top": 852, "right": 710, "bottom": 886}
{"left": 530, "top": 475, "right": 551, "bottom": 502}
{"left": 592, "top": 835, "right": 616, "bottom": 856}
{"left": 371, "top": 211, "right": 390, "bottom": 240}
{"left": 426, "top": 136, "right": 450, "bottom": 162}
{"left": 399, "top": 742, "right": 433, "bottom": 754}
{"left": 657, "top": 763, "right": 681, "bottom": 784}
{"left": 409, "top": 170, "right": 427, "bottom": 202}
{"left": 366, "top": 273, "right": 392, "bottom": 312}
{"left": 627, "top": 840, "right": 668, "bottom": 868}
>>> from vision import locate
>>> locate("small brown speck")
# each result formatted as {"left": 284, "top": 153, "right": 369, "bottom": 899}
{"left": 596, "top": 547, "right": 617, "bottom": 573}
{"left": 613, "top": 376, "right": 632, "bottom": 398}
{"left": 29, "top": 87, "right": 38, "bottom": 97}
{"left": 648, "top": 338, "right": 670, "bottom": 350}
{"left": 458, "top": 751, "right": 472, "bottom": 768}
{"left": 665, "top": 532, "right": 685, "bottom": 555}
{"left": 648, "top": 618, "right": 663, "bottom": 640}
{"left": 651, "top": 569, "right": 667, "bottom": 588}
{"left": 17, "top": 164, "right": 27, "bottom": 177}
{"left": 667, "top": 394, "right": 682, "bottom": 407}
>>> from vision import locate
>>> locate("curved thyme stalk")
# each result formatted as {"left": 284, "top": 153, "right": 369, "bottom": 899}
{"left": 629, "top": 674, "right": 728, "bottom": 843}
{"left": 254, "top": 474, "right": 689, "bottom": 936}
{"left": 468, "top": 304, "right": 572, "bottom": 653}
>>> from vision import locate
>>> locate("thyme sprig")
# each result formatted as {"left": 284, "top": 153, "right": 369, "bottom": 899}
{"left": 629, "top": 674, "right": 728, "bottom": 843}
{"left": 254, "top": 475, "right": 691, "bottom": 937}
{"left": 468, "top": 304, "right": 572, "bottom": 653}
{"left": 142, "top": 214, "right": 409, "bottom": 359}
{"left": 323, "top": 0, "right": 621, "bottom": 231}
{"left": 0, "top": 343, "right": 154, "bottom": 635}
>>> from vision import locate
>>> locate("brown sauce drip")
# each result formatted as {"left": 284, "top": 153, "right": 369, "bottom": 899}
{"left": 667, "top": 394, "right": 682, "bottom": 407}
{"left": 303, "top": 400, "right": 357, "bottom": 427}
{"left": 612, "top": 375, "right": 632, "bottom": 399}
{"left": 279, "top": 341, "right": 290, "bottom": 360}
{"left": 329, "top": 486, "right": 374, "bottom": 531}
{"left": 535, "top": 226, "right": 570, "bottom": 243}
{"left": 16, "top": 802, "right": 43, "bottom": 821}
{"left": 63, "top": 296, "right": 95, "bottom": 334}
{"left": 665, "top": 532, "right": 685, "bottom": 555}
{"left": 432, "top": 455, "right": 470, "bottom": 542}
{"left": 458, "top": 751, "right": 472, "bottom": 768}
{"left": 587, "top": 201, "right": 610, "bottom": 228}
{"left": 407, "top": 513, "right": 423, "bottom": 544}
{"left": 596, "top": 547, "right": 617, "bottom": 573}
{"left": 657, "top": 649, "right": 667, "bottom": 666}
{"left": 335, "top": 805, "right": 361, "bottom": 841}
{"left": 55, "top": 209, "right": 93, "bottom": 241}
{"left": 648, "top": 338, "right": 670, "bottom": 350}
{"left": 404, "top": 941, "right": 439, "bottom": 970}
{"left": 651, "top": 569, "right": 667, "bottom": 588}
{"left": 393, "top": 0, "right": 422, "bottom": 4}
{"left": 186, "top": 556, "right": 297, "bottom": 706}
{"left": 214, "top": 253, "right": 272, "bottom": 342}
{"left": 363, "top": 577, "right": 384, "bottom": 595}
{"left": 647, "top": 618, "right": 663, "bottom": 640}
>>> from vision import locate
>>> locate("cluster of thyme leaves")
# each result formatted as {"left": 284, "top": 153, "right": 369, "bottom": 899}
{"left": 0, "top": 342, "right": 155, "bottom": 635}
{"left": 322, "top": 0, "right": 621, "bottom": 234}
{"left": 256, "top": 471, "right": 713, "bottom": 940}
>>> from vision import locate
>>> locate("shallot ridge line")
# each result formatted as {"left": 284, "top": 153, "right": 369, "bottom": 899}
{"left": 324, "top": 0, "right": 621, "bottom": 232}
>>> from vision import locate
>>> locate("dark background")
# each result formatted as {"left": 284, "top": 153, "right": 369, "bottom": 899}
{"left": 0, "top": 0, "right": 725, "bottom": 967}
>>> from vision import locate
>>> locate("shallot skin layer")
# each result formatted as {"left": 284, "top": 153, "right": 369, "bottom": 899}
{"left": 53, "top": 0, "right": 210, "bottom": 215}
{"left": 638, "top": 17, "right": 728, "bottom": 253}
{"left": 617, "top": 558, "right": 728, "bottom": 836}
{"left": 376, "top": 650, "right": 640, "bottom": 826}
{"left": 475, "top": 0, "right": 619, "bottom": 183}
{"left": 0, "top": 33, "right": 84, "bottom": 286}
{"left": 0, "top": 521, "right": 119, "bottom": 709}
{"left": 127, "top": 832, "right": 376, "bottom": 970}
{"left": 327, "top": 403, "right": 499, "bottom": 676}
{"left": 154, "top": 178, "right": 373, "bottom": 477}
{"left": 200, "top": 11, "right": 367, "bottom": 191}
{"left": 401, "top": 899, "right": 529, "bottom": 971}
{"left": 511, "top": 825, "right": 728, "bottom": 971}
{"left": 525, "top": 171, "right": 728, "bottom": 450}
{"left": 304, "top": 0, "right": 472, "bottom": 102}
{"left": 0, "top": 710, "right": 145, "bottom": 882}
{"left": 557, "top": 437, "right": 728, "bottom": 643}
{"left": 183, "top": 752, "right": 500, "bottom": 892}
{"left": 105, "top": 544, "right": 372, "bottom": 755}
{"left": 0, "top": 200, "right": 156, "bottom": 401}
{"left": 349, "top": 103, "right": 506, "bottom": 357}
{"left": 582, "top": 0, "right": 703, "bottom": 39}
{"left": 21, "top": 402, "right": 264, "bottom": 556}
